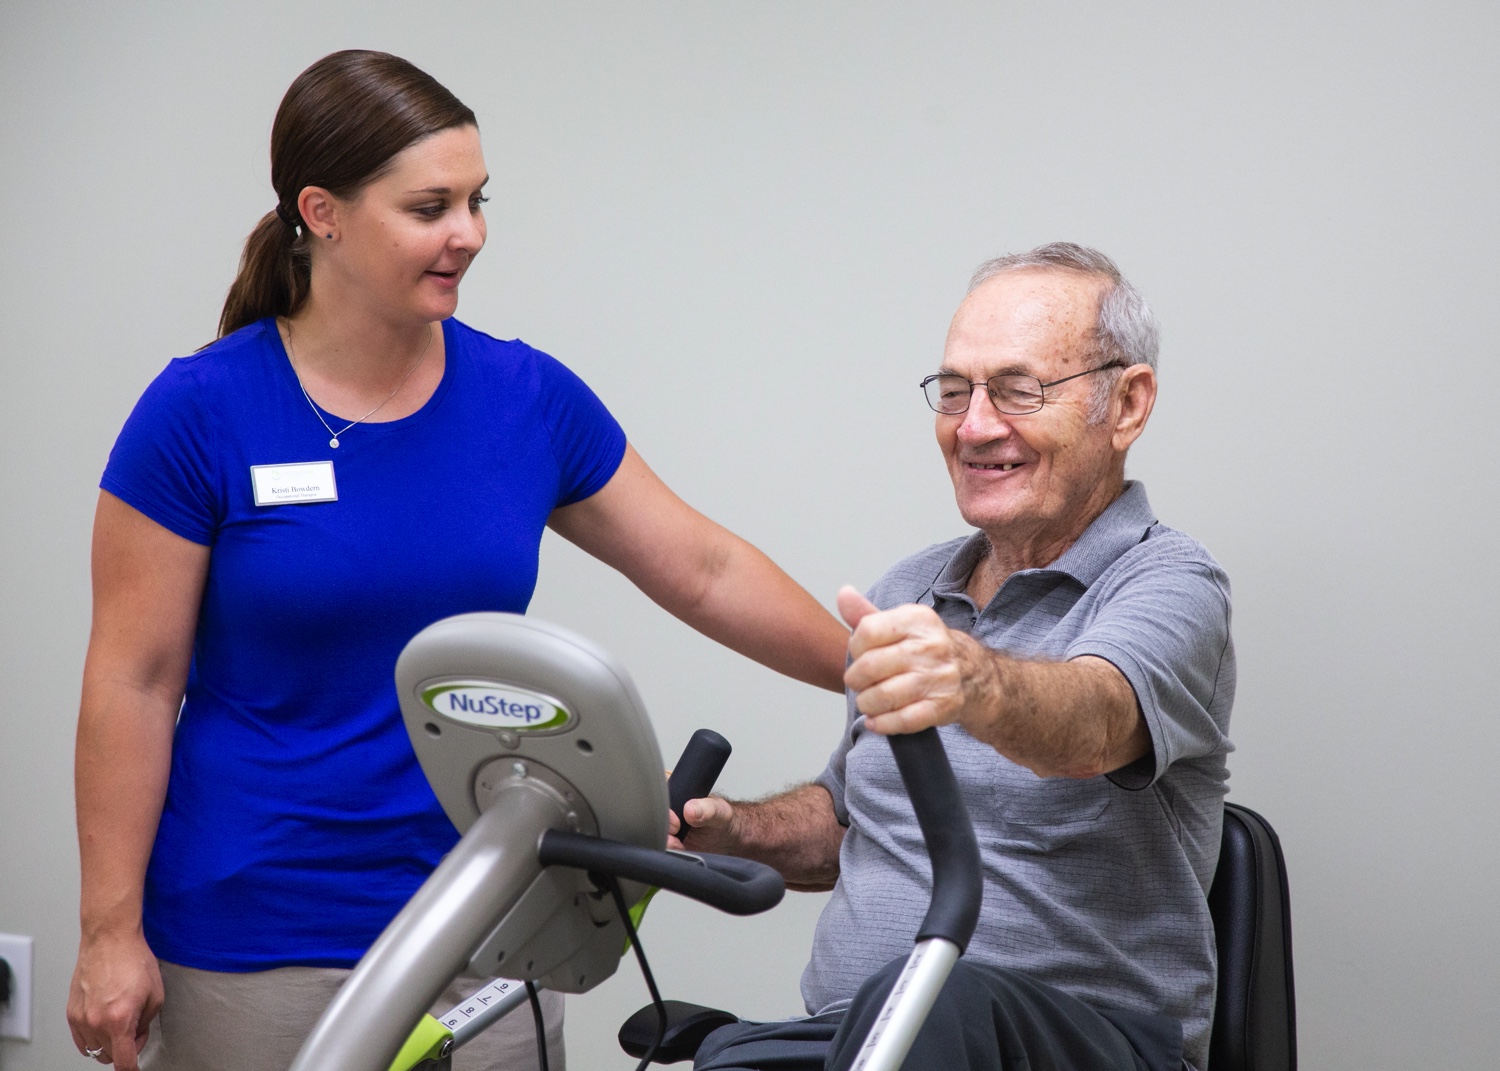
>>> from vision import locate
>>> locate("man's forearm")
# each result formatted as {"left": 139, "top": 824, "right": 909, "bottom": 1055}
{"left": 705, "top": 783, "right": 845, "bottom": 892}
{"left": 954, "top": 637, "right": 1149, "bottom": 779}
{"left": 841, "top": 593, "right": 1150, "bottom": 780}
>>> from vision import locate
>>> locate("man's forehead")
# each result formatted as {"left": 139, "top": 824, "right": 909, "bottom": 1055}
{"left": 942, "top": 269, "right": 1103, "bottom": 374}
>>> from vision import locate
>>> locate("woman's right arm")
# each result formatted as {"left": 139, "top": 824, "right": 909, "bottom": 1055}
{"left": 68, "top": 492, "right": 209, "bottom": 1070}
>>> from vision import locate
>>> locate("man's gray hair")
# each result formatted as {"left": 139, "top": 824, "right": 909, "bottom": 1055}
{"left": 968, "top": 243, "right": 1159, "bottom": 421}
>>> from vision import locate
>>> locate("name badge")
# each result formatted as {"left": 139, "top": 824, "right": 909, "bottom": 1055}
{"left": 251, "top": 461, "right": 338, "bottom": 506}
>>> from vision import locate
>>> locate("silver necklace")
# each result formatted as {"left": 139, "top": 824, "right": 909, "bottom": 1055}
{"left": 283, "top": 320, "right": 434, "bottom": 449}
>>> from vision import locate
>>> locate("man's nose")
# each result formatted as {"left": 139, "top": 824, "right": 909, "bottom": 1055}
{"left": 956, "top": 385, "right": 1012, "bottom": 442}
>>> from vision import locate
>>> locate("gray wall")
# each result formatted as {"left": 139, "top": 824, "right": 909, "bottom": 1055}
{"left": 2, "top": 2, "right": 1496, "bottom": 1067}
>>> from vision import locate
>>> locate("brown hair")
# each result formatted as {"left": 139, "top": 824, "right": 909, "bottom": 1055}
{"left": 217, "top": 50, "right": 477, "bottom": 338}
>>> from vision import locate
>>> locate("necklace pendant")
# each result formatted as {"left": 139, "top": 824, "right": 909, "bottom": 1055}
{"left": 329, "top": 438, "right": 340, "bottom": 449}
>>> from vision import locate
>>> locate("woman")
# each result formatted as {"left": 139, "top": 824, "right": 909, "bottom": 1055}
{"left": 67, "top": 50, "right": 847, "bottom": 1071}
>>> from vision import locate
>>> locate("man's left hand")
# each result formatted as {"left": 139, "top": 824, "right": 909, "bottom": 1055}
{"left": 839, "top": 585, "right": 997, "bottom": 736}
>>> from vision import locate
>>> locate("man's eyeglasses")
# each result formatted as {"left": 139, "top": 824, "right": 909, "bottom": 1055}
{"left": 919, "top": 362, "right": 1125, "bottom": 416}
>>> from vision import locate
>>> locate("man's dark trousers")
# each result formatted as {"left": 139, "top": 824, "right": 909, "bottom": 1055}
{"left": 693, "top": 957, "right": 1183, "bottom": 1071}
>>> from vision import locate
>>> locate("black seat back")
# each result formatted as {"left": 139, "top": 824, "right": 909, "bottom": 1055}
{"left": 1207, "top": 803, "right": 1297, "bottom": 1071}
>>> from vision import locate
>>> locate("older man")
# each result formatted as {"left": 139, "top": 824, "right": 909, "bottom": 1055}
{"left": 674, "top": 243, "right": 1234, "bottom": 1071}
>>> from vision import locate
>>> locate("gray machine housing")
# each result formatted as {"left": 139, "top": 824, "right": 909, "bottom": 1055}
{"left": 289, "top": 613, "right": 677, "bottom": 1071}
{"left": 396, "top": 612, "right": 668, "bottom": 992}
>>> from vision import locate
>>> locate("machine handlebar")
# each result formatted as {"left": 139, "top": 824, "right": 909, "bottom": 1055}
{"left": 537, "top": 829, "right": 784, "bottom": 916}
{"left": 666, "top": 728, "right": 732, "bottom": 831}
{"left": 888, "top": 728, "right": 982, "bottom": 952}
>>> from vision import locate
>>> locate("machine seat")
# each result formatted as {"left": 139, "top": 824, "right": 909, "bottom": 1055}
{"left": 621, "top": 802, "right": 1297, "bottom": 1070}
{"left": 619, "top": 1000, "right": 739, "bottom": 1064}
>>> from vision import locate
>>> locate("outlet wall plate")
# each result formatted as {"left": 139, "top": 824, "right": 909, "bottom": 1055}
{"left": 0, "top": 934, "right": 33, "bottom": 1041}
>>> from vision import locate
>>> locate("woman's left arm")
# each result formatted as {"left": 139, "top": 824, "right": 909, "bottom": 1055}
{"left": 548, "top": 445, "right": 848, "bottom": 692}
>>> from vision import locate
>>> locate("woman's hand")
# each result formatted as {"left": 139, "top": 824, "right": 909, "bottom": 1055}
{"left": 71, "top": 493, "right": 209, "bottom": 1068}
{"left": 67, "top": 928, "right": 163, "bottom": 1068}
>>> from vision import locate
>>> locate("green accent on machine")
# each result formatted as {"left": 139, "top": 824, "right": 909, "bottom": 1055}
{"left": 627, "top": 887, "right": 659, "bottom": 951}
{"left": 385, "top": 886, "right": 661, "bottom": 1066}
{"left": 387, "top": 1014, "right": 453, "bottom": 1071}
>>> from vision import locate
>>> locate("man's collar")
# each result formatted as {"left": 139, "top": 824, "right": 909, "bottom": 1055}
{"left": 932, "top": 481, "right": 1158, "bottom": 598}
{"left": 1043, "top": 480, "right": 1157, "bottom": 586}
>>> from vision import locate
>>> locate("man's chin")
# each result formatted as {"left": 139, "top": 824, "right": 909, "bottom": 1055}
{"left": 956, "top": 499, "right": 1027, "bottom": 534}
{"left": 960, "top": 504, "right": 1020, "bottom": 531}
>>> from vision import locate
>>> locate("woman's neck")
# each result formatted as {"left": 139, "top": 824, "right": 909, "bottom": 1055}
{"left": 278, "top": 300, "right": 445, "bottom": 425}
{"left": 284, "top": 291, "right": 435, "bottom": 382}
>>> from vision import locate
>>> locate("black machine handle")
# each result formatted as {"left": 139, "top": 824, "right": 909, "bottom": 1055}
{"left": 537, "top": 829, "right": 785, "bottom": 916}
{"left": 888, "top": 728, "right": 982, "bottom": 952}
{"left": 667, "top": 728, "right": 732, "bottom": 831}
{"left": 537, "top": 728, "right": 781, "bottom": 916}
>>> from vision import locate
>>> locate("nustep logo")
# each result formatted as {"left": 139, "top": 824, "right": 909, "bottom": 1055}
{"left": 421, "top": 681, "right": 572, "bottom": 732}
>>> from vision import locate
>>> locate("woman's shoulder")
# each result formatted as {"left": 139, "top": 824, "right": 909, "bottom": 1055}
{"left": 153, "top": 318, "right": 282, "bottom": 392}
{"left": 446, "top": 317, "right": 549, "bottom": 366}
{"left": 446, "top": 318, "right": 591, "bottom": 393}
{"left": 125, "top": 319, "right": 276, "bottom": 416}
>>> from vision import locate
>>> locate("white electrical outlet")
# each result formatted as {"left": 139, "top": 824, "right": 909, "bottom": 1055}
{"left": 0, "top": 934, "right": 33, "bottom": 1041}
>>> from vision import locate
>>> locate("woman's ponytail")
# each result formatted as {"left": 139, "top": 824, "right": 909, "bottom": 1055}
{"left": 217, "top": 209, "right": 311, "bottom": 338}
{"left": 213, "top": 50, "right": 477, "bottom": 340}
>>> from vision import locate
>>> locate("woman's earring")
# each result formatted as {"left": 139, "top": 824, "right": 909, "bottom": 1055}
{"left": 325, "top": 233, "right": 334, "bottom": 240}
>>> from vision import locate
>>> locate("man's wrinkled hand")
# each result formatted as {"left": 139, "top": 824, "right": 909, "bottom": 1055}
{"left": 838, "top": 585, "right": 994, "bottom": 736}
{"left": 667, "top": 796, "right": 737, "bottom": 854}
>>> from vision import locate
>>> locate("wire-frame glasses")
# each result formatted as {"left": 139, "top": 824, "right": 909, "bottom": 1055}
{"left": 920, "top": 362, "right": 1125, "bottom": 415}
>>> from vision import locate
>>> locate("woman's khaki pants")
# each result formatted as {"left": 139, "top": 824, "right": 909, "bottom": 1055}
{"left": 138, "top": 960, "right": 565, "bottom": 1071}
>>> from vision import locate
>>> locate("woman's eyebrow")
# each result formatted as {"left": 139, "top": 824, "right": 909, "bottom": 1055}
{"left": 407, "top": 175, "right": 491, "bottom": 195}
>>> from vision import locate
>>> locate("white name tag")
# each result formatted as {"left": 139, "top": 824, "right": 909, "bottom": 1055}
{"left": 251, "top": 461, "right": 338, "bottom": 506}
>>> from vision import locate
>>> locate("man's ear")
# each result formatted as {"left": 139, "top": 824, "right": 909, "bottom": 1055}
{"left": 1111, "top": 364, "right": 1157, "bottom": 452}
{"left": 296, "top": 186, "right": 340, "bottom": 240}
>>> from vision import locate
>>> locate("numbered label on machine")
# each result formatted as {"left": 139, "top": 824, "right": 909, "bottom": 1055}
{"left": 439, "top": 978, "right": 523, "bottom": 1033}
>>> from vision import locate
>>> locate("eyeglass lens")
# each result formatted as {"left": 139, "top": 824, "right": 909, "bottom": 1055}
{"left": 924, "top": 374, "right": 1045, "bottom": 415}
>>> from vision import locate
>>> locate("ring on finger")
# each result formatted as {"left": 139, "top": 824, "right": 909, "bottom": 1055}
{"left": 85, "top": 1046, "right": 105, "bottom": 1058}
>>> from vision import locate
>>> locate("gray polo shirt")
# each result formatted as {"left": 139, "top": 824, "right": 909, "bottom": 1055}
{"left": 802, "top": 482, "right": 1234, "bottom": 1070}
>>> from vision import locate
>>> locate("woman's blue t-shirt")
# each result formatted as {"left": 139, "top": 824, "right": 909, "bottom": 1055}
{"left": 100, "top": 316, "right": 627, "bottom": 971}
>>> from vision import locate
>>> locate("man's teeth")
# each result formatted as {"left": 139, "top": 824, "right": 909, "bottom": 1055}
{"left": 974, "top": 463, "right": 1019, "bottom": 471}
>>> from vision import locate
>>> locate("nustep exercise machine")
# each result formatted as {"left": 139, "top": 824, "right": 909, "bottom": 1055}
{"left": 289, "top": 612, "right": 980, "bottom": 1071}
